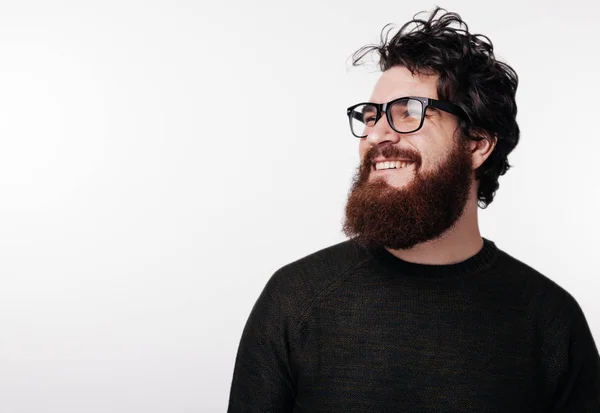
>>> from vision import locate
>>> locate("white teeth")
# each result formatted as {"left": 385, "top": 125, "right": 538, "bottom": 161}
{"left": 374, "top": 161, "right": 412, "bottom": 170}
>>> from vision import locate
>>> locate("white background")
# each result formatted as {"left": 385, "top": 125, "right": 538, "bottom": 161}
{"left": 0, "top": 0, "right": 598, "bottom": 412}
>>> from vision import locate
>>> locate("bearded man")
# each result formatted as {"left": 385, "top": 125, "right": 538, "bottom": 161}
{"left": 227, "top": 7, "right": 600, "bottom": 412}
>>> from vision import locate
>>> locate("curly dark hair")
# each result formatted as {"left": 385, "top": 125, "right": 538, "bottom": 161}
{"left": 350, "top": 6, "right": 519, "bottom": 208}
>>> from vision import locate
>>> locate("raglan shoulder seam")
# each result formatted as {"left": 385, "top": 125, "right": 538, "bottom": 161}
{"left": 291, "top": 254, "right": 373, "bottom": 339}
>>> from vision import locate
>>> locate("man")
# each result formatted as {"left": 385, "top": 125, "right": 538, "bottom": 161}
{"left": 227, "top": 7, "right": 600, "bottom": 412}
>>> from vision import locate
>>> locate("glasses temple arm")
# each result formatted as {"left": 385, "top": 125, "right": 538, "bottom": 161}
{"left": 430, "top": 100, "right": 467, "bottom": 119}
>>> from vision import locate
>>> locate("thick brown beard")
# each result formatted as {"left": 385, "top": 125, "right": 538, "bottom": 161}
{"left": 342, "top": 136, "right": 474, "bottom": 250}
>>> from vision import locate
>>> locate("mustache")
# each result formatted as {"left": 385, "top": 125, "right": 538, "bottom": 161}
{"left": 364, "top": 145, "right": 421, "bottom": 166}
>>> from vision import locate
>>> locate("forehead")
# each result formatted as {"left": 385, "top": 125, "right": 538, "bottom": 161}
{"left": 369, "top": 66, "right": 439, "bottom": 103}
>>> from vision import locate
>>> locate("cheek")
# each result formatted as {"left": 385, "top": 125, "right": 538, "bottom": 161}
{"left": 358, "top": 140, "right": 369, "bottom": 162}
{"left": 417, "top": 124, "right": 452, "bottom": 163}
{"left": 427, "top": 144, "right": 456, "bottom": 170}
{"left": 415, "top": 144, "right": 443, "bottom": 172}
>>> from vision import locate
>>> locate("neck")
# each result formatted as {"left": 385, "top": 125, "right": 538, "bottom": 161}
{"left": 385, "top": 186, "right": 483, "bottom": 265}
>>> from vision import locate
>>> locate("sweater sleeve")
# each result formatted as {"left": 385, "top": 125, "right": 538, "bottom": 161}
{"left": 549, "top": 296, "right": 600, "bottom": 412}
{"left": 227, "top": 270, "right": 297, "bottom": 413}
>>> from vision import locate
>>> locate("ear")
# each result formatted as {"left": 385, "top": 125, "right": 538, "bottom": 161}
{"left": 469, "top": 130, "right": 497, "bottom": 170}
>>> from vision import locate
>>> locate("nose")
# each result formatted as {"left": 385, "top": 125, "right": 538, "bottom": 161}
{"left": 365, "top": 112, "right": 401, "bottom": 147}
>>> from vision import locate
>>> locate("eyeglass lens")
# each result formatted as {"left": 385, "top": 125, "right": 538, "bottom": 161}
{"left": 350, "top": 98, "right": 424, "bottom": 137}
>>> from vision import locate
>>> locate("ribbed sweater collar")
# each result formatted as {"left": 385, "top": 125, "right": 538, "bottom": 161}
{"left": 361, "top": 237, "right": 499, "bottom": 278}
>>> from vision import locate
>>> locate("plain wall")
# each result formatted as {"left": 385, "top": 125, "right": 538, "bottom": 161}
{"left": 0, "top": 0, "right": 598, "bottom": 412}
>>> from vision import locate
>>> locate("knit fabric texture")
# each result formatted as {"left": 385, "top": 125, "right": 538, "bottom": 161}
{"left": 227, "top": 238, "right": 600, "bottom": 412}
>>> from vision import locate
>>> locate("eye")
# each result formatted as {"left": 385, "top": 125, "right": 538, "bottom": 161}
{"left": 363, "top": 115, "right": 378, "bottom": 126}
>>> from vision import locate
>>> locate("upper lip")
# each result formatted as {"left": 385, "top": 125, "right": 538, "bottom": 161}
{"left": 372, "top": 158, "right": 414, "bottom": 164}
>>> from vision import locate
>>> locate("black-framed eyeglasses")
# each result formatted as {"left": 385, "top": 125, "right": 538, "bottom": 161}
{"left": 346, "top": 96, "right": 467, "bottom": 138}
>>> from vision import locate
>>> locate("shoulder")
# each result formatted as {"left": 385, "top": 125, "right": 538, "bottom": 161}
{"left": 492, "top": 245, "right": 582, "bottom": 327}
{"left": 265, "top": 239, "right": 372, "bottom": 297}
{"left": 279, "top": 239, "right": 372, "bottom": 277}
{"left": 256, "top": 239, "right": 372, "bottom": 326}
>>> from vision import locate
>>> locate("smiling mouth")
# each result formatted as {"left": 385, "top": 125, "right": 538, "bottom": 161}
{"left": 371, "top": 160, "right": 415, "bottom": 172}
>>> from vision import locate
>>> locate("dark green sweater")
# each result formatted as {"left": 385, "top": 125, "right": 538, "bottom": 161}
{"left": 227, "top": 238, "right": 600, "bottom": 412}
